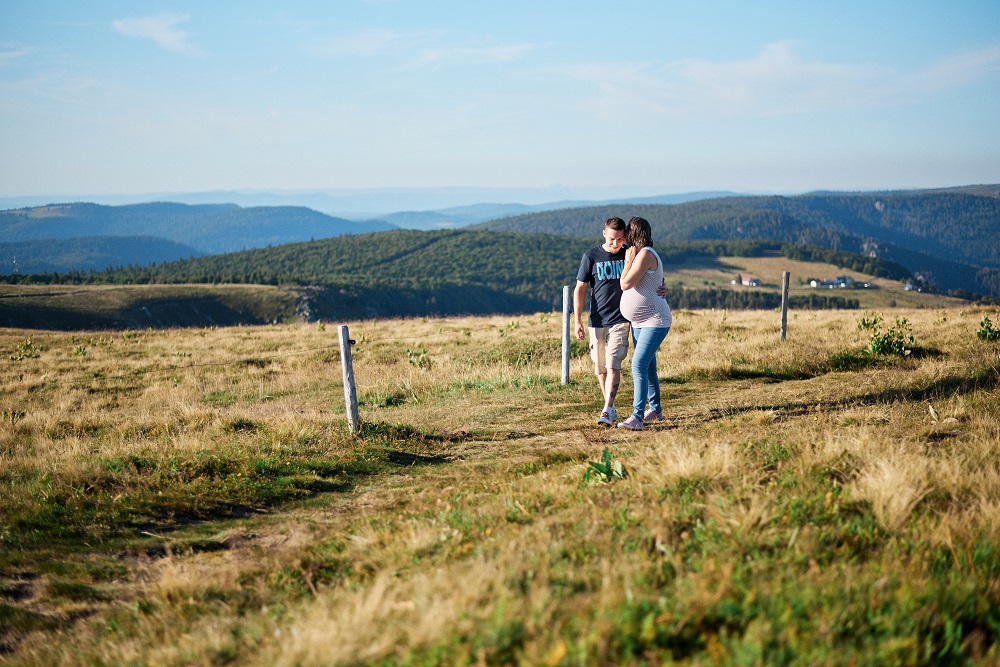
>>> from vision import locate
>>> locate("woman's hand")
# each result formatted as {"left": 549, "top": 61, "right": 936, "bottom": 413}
{"left": 620, "top": 246, "right": 646, "bottom": 290}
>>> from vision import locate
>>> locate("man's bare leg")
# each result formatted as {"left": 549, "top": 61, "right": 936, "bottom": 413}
{"left": 597, "top": 372, "right": 608, "bottom": 404}
{"left": 603, "top": 369, "right": 621, "bottom": 409}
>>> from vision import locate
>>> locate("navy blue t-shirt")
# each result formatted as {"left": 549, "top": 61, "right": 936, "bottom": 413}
{"left": 576, "top": 245, "right": 628, "bottom": 328}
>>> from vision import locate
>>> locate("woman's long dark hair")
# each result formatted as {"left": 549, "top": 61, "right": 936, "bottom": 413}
{"left": 626, "top": 216, "right": 653, "bottom": 250}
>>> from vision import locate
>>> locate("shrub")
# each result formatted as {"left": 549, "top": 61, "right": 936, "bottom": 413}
{"left": 867, "top": 317, "right": 914, "bottom": 356}
{"left": 858, "top": 312, "right": 914, "bottom": 356}
{"left": 10, "top": 338, "right": 42, "bottom": 361}
{"left": 977, "top": 316, "right": 1000, "bottom": 342}
{"left": 857, "top": 312, "right": 882, "bottom": 331}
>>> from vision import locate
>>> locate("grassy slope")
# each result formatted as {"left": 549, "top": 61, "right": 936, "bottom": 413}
{"left": 0, "top": 284, "right": 298, "bottom": 329}
{"left": 654, "top": 255, "right": 965, "bottom": 310}
{"left": 2, "top": 307, "right": 999, "bottom": 664}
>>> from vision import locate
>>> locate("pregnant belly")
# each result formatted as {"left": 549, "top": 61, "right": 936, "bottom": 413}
{"left": 619, "top": 289, "right": 645, "bottom": 322}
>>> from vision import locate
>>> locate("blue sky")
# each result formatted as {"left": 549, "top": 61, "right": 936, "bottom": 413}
{"left": 2, "top": 1, "right": 999, "bottom": 200}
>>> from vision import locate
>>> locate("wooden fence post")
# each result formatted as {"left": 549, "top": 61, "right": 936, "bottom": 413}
{"left": 338, "top": 325, "right": 360, "bottom": 434}
{"left": 780, "top": 271, "right": 790, "bottom": 341}
{"left": 561, "top": 285, "right": 571, "bottom": 384}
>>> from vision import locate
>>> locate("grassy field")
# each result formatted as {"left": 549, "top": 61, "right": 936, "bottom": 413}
{"left": 2, "top": 305, "right": 999, "bottom": 665}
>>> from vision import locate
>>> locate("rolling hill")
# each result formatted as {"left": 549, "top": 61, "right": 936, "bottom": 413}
{"left": 3, "top": 229, "right": 969, "bottom": 328}
{"left": 0, "top": 235, "right": 202, "bottom": 274}
{"left": 475, "top": 189, "right": 1000, "bottom": 298}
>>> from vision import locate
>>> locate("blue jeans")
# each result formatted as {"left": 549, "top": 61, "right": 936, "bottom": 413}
{"left": 630, "top": 326, "right": 669, "bottom": 420}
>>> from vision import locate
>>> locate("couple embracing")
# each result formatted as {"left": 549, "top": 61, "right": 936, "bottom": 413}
{"left": 574, "top": 216, "right": 672, "bottom": 431}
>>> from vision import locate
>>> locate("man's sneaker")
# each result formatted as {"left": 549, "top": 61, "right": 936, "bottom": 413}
{"left": 597, "top": 406, "right": 617, "bottom": 426}
{"left": 616, "top": 415, "right": 644, "bottom": 431}
{"left": 643, "top": 409, "right": 663, "bottom": 421}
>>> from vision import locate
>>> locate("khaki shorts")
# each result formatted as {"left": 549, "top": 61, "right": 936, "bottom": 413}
{"left": 589, "top": 322, "right": 631, "bottom": 375}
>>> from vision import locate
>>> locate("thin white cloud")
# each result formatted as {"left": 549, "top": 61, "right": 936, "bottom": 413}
{"left": 248, "top": 13, "right": 318, "bottom": 33}
{"left": 904, "top": 45, "right": 1000, "bottom": 93}
{"left": 112, "top": 14, "right": 202, "bottom": 56}
{"left": 309, "top": 28, "right": 534, "bottom": 67}
{"left": 416, "top": 44, "right": 535, "bottom": 66}
{"left": 308, "top": 29, "right": 442, "bottom": 57}
{"left": 0, "top": 47, "right": 33, "bottom": 67}
{"left": 563, "top": 41, "right": 1000, "bottom": 122}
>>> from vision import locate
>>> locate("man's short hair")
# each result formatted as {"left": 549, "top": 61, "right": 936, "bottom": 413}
{"left": 605, "top": 217, "right": 626, "bottom": 231}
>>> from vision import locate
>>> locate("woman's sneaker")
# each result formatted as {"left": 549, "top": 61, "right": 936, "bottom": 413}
{"left": 616, "top": 415, "right": 644, "bottom": 431}
{"left": 643, "top": 409, "right": 663, "bottom": 421}
{"left": 597, "top": 406, "right": 617, "bottom": 426}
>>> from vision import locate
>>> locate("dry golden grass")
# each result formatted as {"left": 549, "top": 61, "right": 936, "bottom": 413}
{"left": 2, "top": 305, "right": 999, "bottom": 664}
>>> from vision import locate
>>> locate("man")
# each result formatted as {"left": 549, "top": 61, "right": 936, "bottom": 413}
{"left": 574, "top": 217, "right": 631, "bottom": 426}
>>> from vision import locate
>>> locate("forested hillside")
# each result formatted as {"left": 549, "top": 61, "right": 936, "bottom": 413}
{"left": 476, "top": 190, "right": 1000, "bottom": 297}
{"left": 0, "top": 236, "right": 201, "bottom": 274}
{"left": 0, "top": 202, "right": 394, "bottom": 256}
{"left": 2, "top": 231, "right": 924, "bottom": 319}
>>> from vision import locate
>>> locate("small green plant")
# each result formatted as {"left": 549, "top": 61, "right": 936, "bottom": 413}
{"left": 977, "top": 316, "right": 1000, "bottom": 342}
{"left": 583, "top": 448, "right": 627, "bottom": 483}
{"left": 858, "top": 311, "right": 914, "bottom": 356}
{"left": 867, "top": 316, "right": 914, "bottom": 356}
{"left": 407, "top": 347, "right": 431, "bottom": 369}
{"left": 11, "top": 338, "right": 42, "bottom": 361}
{"left": 857, "top": 312, "right": 882, "bottom": 331}
{"left": 74, "top": 346, "right": 88, "bottom": 357}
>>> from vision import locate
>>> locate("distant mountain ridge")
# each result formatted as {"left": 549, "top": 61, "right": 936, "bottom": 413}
{"left": 0, "top": 186, "right": 733, "bottom": 217}
{"left": 3, "top": 188, "right": 998, "bottom": 298}
{"left": 369, "top": 191, "right": 741, "bottom": 230}
{"left": 0, "top": 202, "right": 394, "bottom": 260}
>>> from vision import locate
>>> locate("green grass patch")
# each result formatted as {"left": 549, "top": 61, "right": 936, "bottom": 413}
{"left": 1, "top": 421, "right": 459, "bottom": 570}
{"left": 443, "top": 373, "right": 562, "bottom": 395}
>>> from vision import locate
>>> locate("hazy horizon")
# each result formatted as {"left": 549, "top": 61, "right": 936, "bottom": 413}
{"left": 6, "top": 182, "right": 994, "bottom": 219}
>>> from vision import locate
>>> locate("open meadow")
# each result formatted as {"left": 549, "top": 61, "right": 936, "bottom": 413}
{"left": 2, "top": 306, "right": 999, "bottom": 665}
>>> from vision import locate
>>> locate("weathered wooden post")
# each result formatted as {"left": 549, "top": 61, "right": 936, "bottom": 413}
{"left": 561, "top": 285, "right": 571, "bottom": 384}
{"left": 780, "top": 271, "right": 790, "bottom": 341}
{"left": 338, "top": 325, "right": 360, "bottom": 434}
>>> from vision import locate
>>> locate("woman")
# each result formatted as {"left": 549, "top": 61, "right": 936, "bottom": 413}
{"left": 617, "top": 216, "right": 672, "bottom": 430}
